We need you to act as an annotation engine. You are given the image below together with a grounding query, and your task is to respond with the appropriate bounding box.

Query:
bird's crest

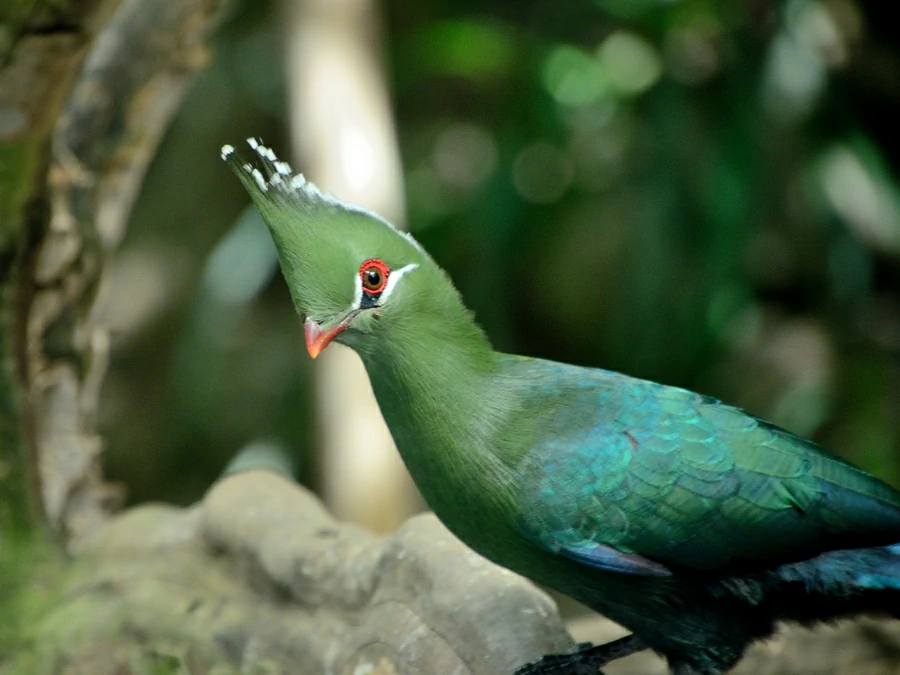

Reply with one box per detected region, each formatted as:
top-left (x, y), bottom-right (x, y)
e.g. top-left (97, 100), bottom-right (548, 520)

top-left (220, 138), bottom-right (350, 215)
top-left (220, 138), bottom-right (424, 253)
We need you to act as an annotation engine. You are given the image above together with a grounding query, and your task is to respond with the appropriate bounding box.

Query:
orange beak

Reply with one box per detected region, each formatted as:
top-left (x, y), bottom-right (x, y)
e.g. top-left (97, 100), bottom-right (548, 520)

top-left (304, 315), bottom-right (353, 359)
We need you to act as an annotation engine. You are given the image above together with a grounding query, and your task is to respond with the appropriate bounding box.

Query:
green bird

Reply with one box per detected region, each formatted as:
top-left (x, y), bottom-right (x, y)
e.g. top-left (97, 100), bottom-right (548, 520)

top-left (222, 139), bottom-right (900, 675)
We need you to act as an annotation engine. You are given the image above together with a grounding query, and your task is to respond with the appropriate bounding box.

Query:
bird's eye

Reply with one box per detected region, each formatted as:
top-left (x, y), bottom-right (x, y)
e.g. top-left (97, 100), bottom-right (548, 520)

top-left (359, 259), bottom-right (390, 295)
top-left (363, 268), bottom-right (382, 290)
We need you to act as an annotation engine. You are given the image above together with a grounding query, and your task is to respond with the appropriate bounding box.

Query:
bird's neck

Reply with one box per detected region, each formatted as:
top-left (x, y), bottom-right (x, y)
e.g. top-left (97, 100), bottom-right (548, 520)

top-left (356, 310), bottom-right (520, 534)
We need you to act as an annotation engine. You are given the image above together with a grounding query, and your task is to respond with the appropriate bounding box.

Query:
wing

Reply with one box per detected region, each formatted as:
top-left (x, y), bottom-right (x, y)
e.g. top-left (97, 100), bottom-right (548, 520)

top-left (514, 360), bottom-right (900, 573)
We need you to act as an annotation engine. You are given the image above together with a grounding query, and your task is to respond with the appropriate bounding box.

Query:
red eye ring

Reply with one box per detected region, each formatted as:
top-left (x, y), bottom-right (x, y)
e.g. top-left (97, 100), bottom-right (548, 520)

top-left (359, 259), bottom-right (390, 295)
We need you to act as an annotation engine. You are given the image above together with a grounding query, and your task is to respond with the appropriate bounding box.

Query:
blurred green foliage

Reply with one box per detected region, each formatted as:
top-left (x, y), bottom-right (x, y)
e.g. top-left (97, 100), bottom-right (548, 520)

top-left (0, 531), bottom-right (63, 669)
top-left (101, 0), bottom-right (900, 506)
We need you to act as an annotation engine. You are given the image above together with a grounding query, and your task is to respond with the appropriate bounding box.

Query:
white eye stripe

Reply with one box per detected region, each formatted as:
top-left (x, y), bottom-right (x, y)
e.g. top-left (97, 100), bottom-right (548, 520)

top-left (379, 263), bottom-right (418, 303)
top-left (351, 272), bottom-right (363, 310)
top-left (350, 263), bottom-right (418, 311)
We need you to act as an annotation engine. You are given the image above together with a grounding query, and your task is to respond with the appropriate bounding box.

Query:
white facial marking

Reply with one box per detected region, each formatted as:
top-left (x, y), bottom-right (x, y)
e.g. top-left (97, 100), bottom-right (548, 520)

top-left (379, 263), bottom-right (418, 303)
top-left (348, 262), bottom-right (418, 312)
top-left (350, 272), bottom-right (364, 310)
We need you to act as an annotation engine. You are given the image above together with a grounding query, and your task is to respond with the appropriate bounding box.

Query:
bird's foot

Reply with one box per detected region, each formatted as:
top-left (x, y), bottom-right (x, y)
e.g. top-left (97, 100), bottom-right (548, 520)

top-left (514, 642), bottom-right (601, 675)
top-left (514, 634), bottom-right (647, 675)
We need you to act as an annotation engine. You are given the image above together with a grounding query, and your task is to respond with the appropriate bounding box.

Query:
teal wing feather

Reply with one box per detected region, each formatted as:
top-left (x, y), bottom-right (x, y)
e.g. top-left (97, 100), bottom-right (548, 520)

top-left (514, 359), bottom-right (900, 572)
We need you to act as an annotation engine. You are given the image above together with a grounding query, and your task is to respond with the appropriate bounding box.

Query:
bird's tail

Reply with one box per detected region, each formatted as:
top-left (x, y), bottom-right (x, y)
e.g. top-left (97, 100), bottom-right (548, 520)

top-left (779, 542), bottom-right (900, 590)
top-left (775, 543), bottom-right (900, 624)
top-left (853, 543), bottom-right (900, 590)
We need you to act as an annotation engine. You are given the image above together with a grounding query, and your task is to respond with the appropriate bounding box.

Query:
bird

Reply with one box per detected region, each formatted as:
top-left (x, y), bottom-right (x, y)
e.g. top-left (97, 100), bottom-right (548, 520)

top-left (221, 138), bottom-right (900, 675)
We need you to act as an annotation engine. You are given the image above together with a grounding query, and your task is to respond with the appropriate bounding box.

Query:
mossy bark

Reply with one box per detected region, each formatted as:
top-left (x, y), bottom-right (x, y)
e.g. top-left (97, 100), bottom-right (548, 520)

top-left (16, 471), bottom-right (575, 674)
top-left (0, 0), bottom-right (225, 666)
top-left (0, 0), bottom-right (225, 546)
top-left (1, 0), bottom-right (102, 560)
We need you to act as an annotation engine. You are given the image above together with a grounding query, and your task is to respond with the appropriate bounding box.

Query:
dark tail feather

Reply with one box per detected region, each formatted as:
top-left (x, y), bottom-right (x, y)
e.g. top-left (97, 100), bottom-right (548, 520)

top-left (778, 543), bottom-right (900, 590)
top-left (854, 544), bottom-right (900, 590)
top-left (773, 543), bottom-right (900, 624)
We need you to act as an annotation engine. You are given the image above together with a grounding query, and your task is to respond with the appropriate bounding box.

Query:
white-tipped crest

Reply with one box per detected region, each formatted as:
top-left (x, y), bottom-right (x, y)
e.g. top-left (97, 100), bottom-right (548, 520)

top-left (223, 138), bottom-right (329, 201)
top-left (220, 138), bottom-right (426, 254)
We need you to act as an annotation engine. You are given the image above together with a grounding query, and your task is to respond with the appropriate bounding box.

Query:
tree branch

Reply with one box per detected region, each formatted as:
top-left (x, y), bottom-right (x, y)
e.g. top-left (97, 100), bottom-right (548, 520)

top-left (0, 0), bottom-right (227, 549)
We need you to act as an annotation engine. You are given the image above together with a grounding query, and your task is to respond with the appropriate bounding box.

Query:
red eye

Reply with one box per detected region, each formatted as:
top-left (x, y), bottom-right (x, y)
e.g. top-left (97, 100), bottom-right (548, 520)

top-left (359, 259), bottom-right (390, 294)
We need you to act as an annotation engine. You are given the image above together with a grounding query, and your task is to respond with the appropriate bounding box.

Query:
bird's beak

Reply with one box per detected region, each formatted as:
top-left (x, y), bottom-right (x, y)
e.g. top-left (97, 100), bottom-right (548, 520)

top-left (304, 314), bottom-right (354, 359)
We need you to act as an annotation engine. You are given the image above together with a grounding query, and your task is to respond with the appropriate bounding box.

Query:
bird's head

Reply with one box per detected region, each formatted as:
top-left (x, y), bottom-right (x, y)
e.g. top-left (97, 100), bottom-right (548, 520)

top-left (221, 139), bottom-right (448, 360)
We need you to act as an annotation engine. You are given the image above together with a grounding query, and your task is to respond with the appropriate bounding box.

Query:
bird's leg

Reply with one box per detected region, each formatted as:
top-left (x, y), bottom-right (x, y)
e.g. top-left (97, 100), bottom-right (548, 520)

top-left (514, 634), bottom-right (648, 674)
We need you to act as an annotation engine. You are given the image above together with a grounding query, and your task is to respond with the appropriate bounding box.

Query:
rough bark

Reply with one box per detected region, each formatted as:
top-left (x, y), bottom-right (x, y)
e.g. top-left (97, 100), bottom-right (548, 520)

top-left (16, 469), bottom-right (900, 675)
top-left (1, 0), bottom-right (101, 542)
top-left (23, 470), bottom-right (574, 674)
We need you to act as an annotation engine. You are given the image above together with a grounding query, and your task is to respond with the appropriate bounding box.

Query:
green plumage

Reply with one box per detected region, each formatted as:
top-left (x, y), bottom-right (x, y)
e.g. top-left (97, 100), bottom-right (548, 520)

top-left (223, 140), bottom-right (900, 675)
top-left (512, 362), bottom-right (900, 570)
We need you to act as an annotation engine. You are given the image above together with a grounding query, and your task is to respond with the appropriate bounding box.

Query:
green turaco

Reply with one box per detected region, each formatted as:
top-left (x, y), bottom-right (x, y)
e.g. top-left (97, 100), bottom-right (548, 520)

top-left (222, 139), bottom-right (900, 675)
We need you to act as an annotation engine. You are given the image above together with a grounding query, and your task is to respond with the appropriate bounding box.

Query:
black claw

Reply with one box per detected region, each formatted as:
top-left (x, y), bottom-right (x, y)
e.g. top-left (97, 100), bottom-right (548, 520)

top-left (514, 653), bottom-right (607, 675)
top-left (513, 635), bottom-right (648, 675)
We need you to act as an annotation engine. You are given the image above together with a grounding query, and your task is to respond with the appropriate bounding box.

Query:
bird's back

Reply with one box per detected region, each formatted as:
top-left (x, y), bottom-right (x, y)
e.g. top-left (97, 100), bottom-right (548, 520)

top-left (508, 356), bottom-right (900, 573)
